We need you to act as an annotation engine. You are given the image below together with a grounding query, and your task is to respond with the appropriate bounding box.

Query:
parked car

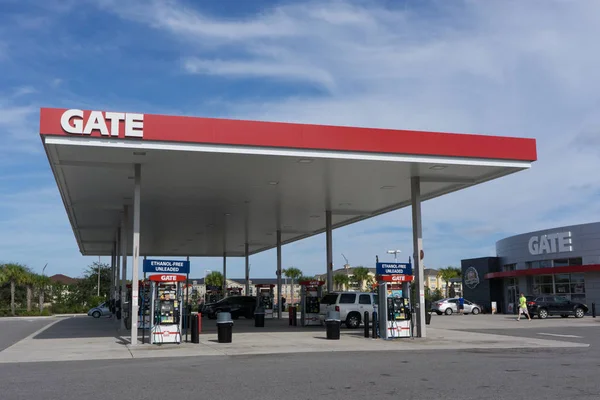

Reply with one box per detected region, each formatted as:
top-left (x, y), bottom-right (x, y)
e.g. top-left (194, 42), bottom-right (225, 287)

top-left (87, 302), bottom-right (111, 318)
top-left (320, 292), bottom-right (378, 329)
top-left (526, 295), bottom-right (588, 319)
top-left (202, 296), bottom-right (257, 319)
top-left (431, 298), bottom-right (481, 315)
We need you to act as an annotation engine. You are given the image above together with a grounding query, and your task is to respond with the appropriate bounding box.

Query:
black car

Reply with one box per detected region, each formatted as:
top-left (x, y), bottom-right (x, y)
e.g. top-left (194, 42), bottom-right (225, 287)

top-left (203, 296), bottom-right (257, 319)
top-left (527, 295), bottom-right (588, 319)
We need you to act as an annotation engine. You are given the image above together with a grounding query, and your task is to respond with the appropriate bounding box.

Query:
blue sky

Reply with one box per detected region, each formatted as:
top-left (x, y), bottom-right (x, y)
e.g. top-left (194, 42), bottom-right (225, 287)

top-left (2, 0), bottom-right (600, 279)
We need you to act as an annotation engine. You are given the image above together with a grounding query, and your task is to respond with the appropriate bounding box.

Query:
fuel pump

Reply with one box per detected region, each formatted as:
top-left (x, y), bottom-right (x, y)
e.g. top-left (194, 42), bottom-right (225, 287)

top-left (255, 284), bottom-right (275, 318)
top-left (149, 274), bottom-right (186, 344)
top-left (300, 280), bottom-right (325, 326)
top-left (376, 260), bottom-right (414, 339)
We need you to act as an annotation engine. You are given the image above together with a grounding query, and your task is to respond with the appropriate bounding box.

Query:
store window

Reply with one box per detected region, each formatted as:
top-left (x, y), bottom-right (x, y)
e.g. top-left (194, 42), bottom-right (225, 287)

top-left (503, 264), bottom-right (516, 272)
top-left (552, 257), bottom-right (583, 267)
top-left (531, 273), bottom-right (585, 302)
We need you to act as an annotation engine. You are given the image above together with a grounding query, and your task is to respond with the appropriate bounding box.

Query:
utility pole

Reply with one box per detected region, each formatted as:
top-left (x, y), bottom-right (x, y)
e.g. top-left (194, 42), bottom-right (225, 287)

top-left (97, 256), bottom-right (101, 296)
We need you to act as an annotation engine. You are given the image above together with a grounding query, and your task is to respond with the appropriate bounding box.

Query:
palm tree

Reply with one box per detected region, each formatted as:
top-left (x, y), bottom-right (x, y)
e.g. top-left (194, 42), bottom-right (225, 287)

top-left (333, 274), bottom-right (350, 291)
top-left (3, 263), bottom-right (28, 315)
top-left (22, 271), bottom-right (38, 312)
top-left (283, 267), bottom-right (303, 304)
top-left (351, 266), bottom-right (371, 291)
top-left (437, 267), bottom-right (461, 297)
top-left (205, 271), bottom-right (224, 288)
top-left (35, 274), bottom-right (51, 314)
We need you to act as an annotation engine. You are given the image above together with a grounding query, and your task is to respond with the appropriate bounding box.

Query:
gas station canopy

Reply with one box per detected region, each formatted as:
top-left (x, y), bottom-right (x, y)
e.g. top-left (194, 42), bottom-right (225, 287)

top-left (40, 107), bottom-right (537, 258)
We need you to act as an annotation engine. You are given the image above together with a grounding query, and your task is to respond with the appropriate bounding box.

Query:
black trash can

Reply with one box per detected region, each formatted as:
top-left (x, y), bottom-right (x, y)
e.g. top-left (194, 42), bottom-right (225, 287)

top-left (325, 310), bottom-right (341, 340)
top-left (425, 312), bottom-right (431, 325)
top-left (254, 307), bottom-right (265, 328)
top-left (216, 312), bottom-right (233, 343)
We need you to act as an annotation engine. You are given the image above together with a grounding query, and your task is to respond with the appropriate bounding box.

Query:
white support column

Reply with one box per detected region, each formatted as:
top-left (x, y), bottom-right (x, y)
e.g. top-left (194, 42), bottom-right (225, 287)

top-left (222, 252), bottom-right (227, 298)
top-left (115, 229), bottom-right (121, 325)
top-left (411, 176), bottom-right (426, 338)
top-left (120, 205), bottom-right (128, 331)
top-left (245, 243), bottom-right (250, 295)
top-left (110, 243), bottom-right (116, 302)
top-left (130, 163), bottom-right (141, 346)
top-left (276, 230), bottom-right (282, 319)
top-left (326, 210), bottom-right (333, 293)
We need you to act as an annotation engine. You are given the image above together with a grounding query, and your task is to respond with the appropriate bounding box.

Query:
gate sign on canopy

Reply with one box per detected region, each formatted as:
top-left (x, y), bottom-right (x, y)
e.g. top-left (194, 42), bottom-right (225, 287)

top-left (143, 259), bottom-right (190, 274)
top-left (376, 262), bottom-right (412, 276)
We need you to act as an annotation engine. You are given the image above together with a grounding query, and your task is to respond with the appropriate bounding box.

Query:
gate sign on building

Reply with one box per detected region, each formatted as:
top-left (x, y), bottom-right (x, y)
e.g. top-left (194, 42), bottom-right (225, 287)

top-left (376, 262), bottom-right (413, 276)
top-left (143, 259), bottom-right (190, 274)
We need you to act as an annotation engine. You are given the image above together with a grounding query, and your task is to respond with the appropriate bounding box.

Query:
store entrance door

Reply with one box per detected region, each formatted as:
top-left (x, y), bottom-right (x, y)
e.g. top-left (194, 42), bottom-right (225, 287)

top-left (507, 285), bottom-right (518, 314)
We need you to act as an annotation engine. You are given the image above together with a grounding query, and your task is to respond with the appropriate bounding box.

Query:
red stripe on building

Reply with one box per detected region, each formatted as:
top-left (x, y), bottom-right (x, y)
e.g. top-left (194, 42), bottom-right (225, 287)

top-left (484, 264), bottom-right (600, 279)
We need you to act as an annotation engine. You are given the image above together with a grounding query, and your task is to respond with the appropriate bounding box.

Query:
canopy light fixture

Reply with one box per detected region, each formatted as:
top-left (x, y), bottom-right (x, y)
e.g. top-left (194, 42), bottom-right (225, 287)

top-left (430, 165), bottom-right (447, 170)
top-left (310, 215), bottom-right (320, 218)
top-left (224, 213), bottom-right (231, 216)
top-left (339, 202), bottom-right (351, 206)
top-left (133, 151), bottom-right (146, 156)
top-left (268, 181), bottom-right (279, 185)
top-left (297, 158), bottom-right (313, 164)
top-left (207, 224), bottom-right (215, 228)
top-left (380, 185), bottom-right (395, 190)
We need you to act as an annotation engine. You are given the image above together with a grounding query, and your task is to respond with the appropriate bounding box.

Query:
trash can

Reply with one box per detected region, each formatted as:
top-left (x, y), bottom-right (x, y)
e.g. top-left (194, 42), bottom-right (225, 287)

top-left (254, 306), bottom-right (265, 328)
top-left (425, 312), bottom-right (431, 325)
top-left (325, 310), bottom-right (341, 340)
top-left (216, 312), bottom-right (233, 343)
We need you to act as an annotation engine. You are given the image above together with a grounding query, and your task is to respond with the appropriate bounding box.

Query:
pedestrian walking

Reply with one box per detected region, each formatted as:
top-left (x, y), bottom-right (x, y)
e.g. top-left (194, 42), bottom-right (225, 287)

top-left (517, 292), bottom-right (531, 321)
top-left (458, 296), bottom-right (465, 315)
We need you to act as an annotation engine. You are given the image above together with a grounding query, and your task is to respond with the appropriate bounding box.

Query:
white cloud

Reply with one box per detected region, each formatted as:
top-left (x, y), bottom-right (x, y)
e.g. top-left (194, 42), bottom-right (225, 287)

top-left (92, 0), bottom-right (600, 271)
top-left (3, 0), bottom-right (600, 277)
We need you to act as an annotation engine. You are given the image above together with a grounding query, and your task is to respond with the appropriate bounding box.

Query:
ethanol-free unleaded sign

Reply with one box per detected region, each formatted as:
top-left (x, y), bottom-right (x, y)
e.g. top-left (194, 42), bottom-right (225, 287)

top-left (143, 259), bottom-right (190, 274)
top-left (376, 262), bottom-right (412, 276)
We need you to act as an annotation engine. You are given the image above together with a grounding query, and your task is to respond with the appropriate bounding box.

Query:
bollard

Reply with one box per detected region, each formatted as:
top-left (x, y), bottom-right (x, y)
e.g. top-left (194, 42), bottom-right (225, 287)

top-left (191, 313), bottom-right (199, 344)
top-left (293, 307), bottom-right (298, 326)
top-left (593, 303), bottom-right (596, 318)
top-left (364, 311), bottom-right (370, 338)
top-left (372, 311), bottom-right (378, 339)
top-left (289, 306), bottom-right (293, 326)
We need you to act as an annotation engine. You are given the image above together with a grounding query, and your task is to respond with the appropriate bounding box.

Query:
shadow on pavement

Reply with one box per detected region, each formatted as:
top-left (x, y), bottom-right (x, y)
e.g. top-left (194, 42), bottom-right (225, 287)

top-left (33, 316), bottom-right (120, 339)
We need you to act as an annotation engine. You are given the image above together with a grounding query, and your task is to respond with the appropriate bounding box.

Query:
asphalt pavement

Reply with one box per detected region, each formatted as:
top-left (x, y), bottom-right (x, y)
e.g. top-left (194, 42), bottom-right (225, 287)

top-left (1, 345), bottom-right (600, 400)
top-left (0, 317), bottom-right (56, 351)
top-left (1, 314), bottom-right (599, 399)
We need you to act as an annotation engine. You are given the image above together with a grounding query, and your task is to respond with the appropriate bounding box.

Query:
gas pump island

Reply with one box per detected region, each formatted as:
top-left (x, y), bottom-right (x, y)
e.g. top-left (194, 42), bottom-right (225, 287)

top-left (300, 280), bottom-right (325, 326)
top-left (142, 259), bottom-right (191, 345)
top-left (376, 261), bottom-right (414, 339)
top-left (255, 284), bottom-right (275, 318)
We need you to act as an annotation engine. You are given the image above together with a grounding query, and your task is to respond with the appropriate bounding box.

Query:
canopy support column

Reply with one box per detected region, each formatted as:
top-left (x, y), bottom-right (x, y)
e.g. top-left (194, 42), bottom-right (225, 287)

top-left (326, 210), bottom-right (333, 293)
top-left (276, 230), bottom-right (282, 319)
top-left (114, 229), bottom-right (121, 326)
top-left (120, 205), bottom-right (128, 331)
top-left (130, 163), bottom-right (141, 346)
top-left (411, 176), bottom-right (426, 338)
top-left (222, 253), bottom-right (227, 298)
top-left (245, 243), bottom-right (250, 295)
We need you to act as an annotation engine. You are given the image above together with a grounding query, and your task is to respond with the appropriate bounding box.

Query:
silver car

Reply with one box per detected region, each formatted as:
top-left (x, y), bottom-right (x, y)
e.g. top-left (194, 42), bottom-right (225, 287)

top-left (431, 298), bottom-right (481, 315)
top-left (87, 302), bottom-right (111, 318)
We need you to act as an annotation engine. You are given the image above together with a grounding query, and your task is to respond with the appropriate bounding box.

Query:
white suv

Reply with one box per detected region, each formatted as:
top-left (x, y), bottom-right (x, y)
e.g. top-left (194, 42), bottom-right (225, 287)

top-left (320, 292), bottom-right (378, 329)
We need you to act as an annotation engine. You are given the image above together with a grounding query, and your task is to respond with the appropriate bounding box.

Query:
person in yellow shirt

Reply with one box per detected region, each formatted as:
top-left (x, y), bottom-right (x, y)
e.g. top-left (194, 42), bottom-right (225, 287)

top-left (517, 292), bottom-right (531, 321)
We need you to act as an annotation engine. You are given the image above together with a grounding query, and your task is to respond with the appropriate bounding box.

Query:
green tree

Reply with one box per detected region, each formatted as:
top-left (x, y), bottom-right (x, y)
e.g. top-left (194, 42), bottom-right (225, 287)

top-left (437, 267), bottom-right (462, 297)
top-left (35, 274), bottom-right (51, 314)
top-left (205, 271), bottom-right (224, 288)
top-left (333, 274), bottom-right (350, 290)
top-left (351, 266), bottom-right (371, 291)
top-left (2, 263), bottom-right (28, 315)
top-left (283, 267), bottom-right (303, 304)
top-left (22, 271), bottom-right (38, 312)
